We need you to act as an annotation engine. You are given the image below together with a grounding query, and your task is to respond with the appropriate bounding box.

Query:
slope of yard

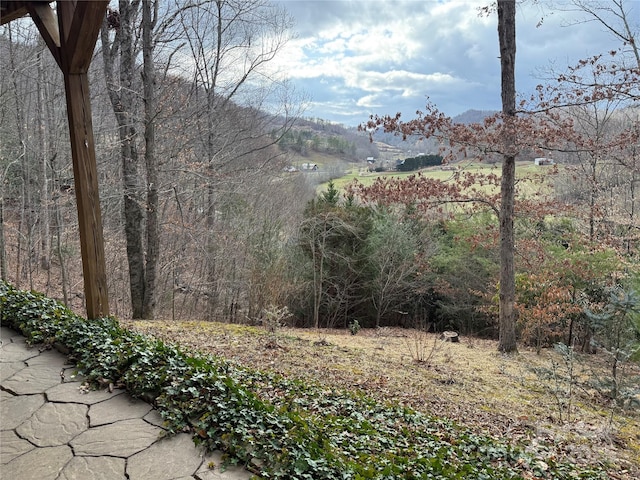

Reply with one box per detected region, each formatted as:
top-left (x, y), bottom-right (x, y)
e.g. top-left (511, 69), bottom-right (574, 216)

top-left (124, 320), bottom-right (640, 478)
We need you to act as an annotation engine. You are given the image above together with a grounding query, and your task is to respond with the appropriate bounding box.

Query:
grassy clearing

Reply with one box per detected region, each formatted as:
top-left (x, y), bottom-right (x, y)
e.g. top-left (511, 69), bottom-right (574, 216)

top-left (126, 320), bottom-right (640, 478)
top-left (323, 161), bottom-right (557, 199)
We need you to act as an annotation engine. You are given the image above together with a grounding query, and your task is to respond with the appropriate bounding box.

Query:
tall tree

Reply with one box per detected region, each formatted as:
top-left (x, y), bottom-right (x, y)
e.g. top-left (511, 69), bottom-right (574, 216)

top-left (361, 1), bottom-right (520, 351)
top-left (141, 0), bottom-right (159, 319)
top-left (101, 1), bottom-right (146, 318)
top-left (496, 0), bottom-right (518, 353)
top-left (101, 0), bottom-right (173, 318)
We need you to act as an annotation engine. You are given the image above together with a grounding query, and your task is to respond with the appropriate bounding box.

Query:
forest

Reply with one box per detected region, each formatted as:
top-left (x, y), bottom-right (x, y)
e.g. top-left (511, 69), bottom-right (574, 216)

top-left (1, 0), bottom-right (638, 349)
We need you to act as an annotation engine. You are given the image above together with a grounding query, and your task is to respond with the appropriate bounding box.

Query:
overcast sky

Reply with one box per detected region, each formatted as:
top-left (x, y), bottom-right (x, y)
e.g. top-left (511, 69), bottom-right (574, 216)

top-left (272, 0), bottom-right (631, 126)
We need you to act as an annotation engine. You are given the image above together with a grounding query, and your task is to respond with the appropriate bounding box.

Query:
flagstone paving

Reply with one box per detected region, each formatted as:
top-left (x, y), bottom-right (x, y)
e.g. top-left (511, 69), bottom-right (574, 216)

top-left (0, 326), bottom-right (253, 480)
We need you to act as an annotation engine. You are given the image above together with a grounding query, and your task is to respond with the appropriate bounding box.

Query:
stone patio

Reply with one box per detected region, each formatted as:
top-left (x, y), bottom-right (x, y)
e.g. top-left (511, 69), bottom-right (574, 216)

top-left (0, 326), bottom-right (253, 480)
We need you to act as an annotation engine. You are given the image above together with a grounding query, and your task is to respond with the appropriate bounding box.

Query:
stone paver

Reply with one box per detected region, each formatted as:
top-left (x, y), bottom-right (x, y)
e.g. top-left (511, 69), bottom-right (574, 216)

top-left (0, 327), bottom-right (253, 480)
top-left (59, 456), bottom-right (127, 480)
top-left (45, 380), bottom-right (124, 404)
top-left (197, 451), bottom-right (256, 480)
top-left (0, 326), bottom-right (19, 339)
top-left (16, 402), bottom-right (88, 447)
top-left (0, 393), bottom-right (45, 429)
top-left (127, 433), bottom-right (205, 479)
top-left (26, 349), bottom-right (72, 368)
top-left (0, 429), bottom-right (35, 464)
top-left (0, 342), bottom-right (39, 363)
top-left (0, 361), bottom-right (25, 382)
top-left (144, 408), bottom-right (166, 427)
top-left (2, 363), bottom-right (63, 394)
top-left (1, 445), bottom-right (73, 480)
top-left (89, 392), bottom-right (153, 426)
top-left (71, 418), bottom-right (163, 457)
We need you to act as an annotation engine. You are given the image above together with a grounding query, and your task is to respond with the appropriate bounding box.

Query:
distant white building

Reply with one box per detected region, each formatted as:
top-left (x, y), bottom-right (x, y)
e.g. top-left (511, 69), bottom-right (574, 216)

top-left (301, 163), bottom-right (318, 171)
top-left (366, 157), bottom-right (376, 171)
top-left (534, 157), bottom-right (555, 166)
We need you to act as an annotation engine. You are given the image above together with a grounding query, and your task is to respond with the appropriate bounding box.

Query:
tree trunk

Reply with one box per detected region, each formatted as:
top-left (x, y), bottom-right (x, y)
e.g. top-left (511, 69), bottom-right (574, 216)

top-left (0, 195), bottom-right (5, 282)
top-left (53, 192), bottom-right (69, 306)
top-left (141, 0), bottom-right (159, 319)
top-left (8, 25), bottom-right (31, 288)
top-left (120, 1), bottom-right (145, 319)
top-left (589, 158), bottom-right (598, 241)
top-left (497, 0), bottom-right (518, 353)
top-left (101, 1), bottom-right (146, 318)
top-left (206, 182), bottom-right (219, 318)
top-left (36, 49), bottom-right (51, 275)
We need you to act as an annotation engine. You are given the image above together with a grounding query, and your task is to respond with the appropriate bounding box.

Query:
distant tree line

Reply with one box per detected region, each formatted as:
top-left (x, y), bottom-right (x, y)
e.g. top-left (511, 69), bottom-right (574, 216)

top-left (277, 129), bottom-right (354, 157)
top-left (396, 154), bottom-right (443, 172)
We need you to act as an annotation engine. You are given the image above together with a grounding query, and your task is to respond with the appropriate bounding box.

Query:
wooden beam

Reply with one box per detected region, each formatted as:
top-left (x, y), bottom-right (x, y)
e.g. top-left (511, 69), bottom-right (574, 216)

top-left (55, 1), bottom-right (110, 318)
top-left (62, 72), bottom-right (109, 319)
top-left (27, 2), bottom-right (61, 68)
top-left (0, 1), bottom-right (31, 25)
top-left (58, 0), bottom-right (109, 73)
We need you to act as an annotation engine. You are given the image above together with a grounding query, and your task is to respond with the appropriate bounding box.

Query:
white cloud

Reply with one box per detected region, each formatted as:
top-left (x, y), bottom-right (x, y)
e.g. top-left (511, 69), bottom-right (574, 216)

top-left (356, 94), bottom-right (383, 108)
top-left (273, 0), bottom-right (627, 125)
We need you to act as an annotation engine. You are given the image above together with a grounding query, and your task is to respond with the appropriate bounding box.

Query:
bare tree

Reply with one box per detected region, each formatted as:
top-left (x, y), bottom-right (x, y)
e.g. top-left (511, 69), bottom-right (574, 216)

top-left (540, 0), bottom-right (640, 248)
top-left (141, 0), bottom-right (159, 318)
top-left (101, 1), bottom-right (146, 318)
top-left (497, 0), bottom-right (518, 353)
top-left (175, 0), bottom-right (298, 318)
top-left (564, 0), bottom-right (639, 69)
top-left (100, 0), bottom-right (183, 318)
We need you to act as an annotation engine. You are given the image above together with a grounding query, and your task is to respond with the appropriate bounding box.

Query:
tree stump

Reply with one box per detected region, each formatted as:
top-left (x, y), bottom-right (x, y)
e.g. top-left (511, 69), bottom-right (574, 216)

top-left (440, 331), bottom-right (459, 343)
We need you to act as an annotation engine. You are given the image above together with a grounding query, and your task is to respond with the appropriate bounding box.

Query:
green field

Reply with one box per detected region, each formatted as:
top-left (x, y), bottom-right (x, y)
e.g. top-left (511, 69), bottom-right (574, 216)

top-left (323, 160), bottom-right (556, 198)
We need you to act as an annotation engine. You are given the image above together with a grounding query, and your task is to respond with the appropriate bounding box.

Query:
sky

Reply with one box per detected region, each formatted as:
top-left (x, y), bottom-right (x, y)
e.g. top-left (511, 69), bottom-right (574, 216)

top-left (272, 0), bottom-right (632, 126)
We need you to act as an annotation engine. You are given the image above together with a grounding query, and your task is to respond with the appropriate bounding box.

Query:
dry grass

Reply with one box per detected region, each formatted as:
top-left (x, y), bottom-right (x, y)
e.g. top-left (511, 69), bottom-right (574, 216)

top-left (124, 320), bottom-right (640, 478)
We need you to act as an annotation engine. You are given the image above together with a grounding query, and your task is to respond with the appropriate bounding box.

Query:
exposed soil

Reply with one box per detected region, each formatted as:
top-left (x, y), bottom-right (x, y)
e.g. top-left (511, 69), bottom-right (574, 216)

top-left (123, 320), bottom-right (640, 479)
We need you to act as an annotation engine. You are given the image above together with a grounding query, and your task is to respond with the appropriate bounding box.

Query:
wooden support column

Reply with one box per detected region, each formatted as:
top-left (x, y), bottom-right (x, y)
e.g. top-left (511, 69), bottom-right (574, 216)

top-left (24, 1), bottom-right (110, 318)
top-left (62, 72), bottom-right (109, 318)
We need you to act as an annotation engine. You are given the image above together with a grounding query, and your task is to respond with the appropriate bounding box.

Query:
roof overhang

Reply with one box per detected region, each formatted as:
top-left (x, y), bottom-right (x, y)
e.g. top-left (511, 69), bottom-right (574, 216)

top-left (0, 1), bottom-right (51, 25)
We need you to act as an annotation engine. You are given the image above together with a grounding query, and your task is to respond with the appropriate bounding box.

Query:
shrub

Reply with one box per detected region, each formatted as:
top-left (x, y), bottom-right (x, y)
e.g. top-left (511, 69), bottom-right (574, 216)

top-left (348, 319), bottom-right (360, 335)
top-left (585, 287), bottom-right (640, 407)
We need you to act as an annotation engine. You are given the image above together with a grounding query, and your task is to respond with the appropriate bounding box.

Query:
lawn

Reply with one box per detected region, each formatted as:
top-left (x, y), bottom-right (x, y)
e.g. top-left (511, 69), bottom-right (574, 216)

top-left (325, 160), bottom-right (558, 200)
top-left (125, 319), bottom-right (640, 479)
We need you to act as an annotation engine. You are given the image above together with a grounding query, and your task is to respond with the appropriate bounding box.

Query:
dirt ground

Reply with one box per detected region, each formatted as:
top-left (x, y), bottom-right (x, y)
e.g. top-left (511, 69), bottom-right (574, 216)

top-left (123, 320), bottom-right (640, 478)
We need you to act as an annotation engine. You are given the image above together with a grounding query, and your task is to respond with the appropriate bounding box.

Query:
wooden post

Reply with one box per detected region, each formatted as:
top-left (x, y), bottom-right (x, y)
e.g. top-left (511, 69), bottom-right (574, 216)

top-left (2, 3), bottom-right (110, 318)
top-left (62, 72), bottom-right (109, 318)
top-left (23, 1), bottom-right (110, 318)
